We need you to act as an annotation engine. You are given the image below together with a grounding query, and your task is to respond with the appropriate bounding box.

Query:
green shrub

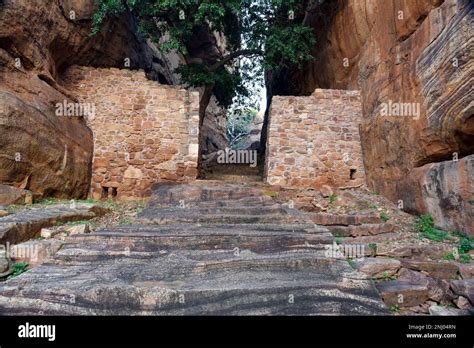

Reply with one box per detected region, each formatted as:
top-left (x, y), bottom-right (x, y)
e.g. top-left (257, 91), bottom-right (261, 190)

top-left (459, 239), bottom-right (473, 254)
top-left (459, 254), bottom-right (472, 264)
top-left (11, 262), bottom-right (28, 277)
top-left (380, 212), bottom-right (390, 222)
top-left (415, 214), bottom-right (450, 242)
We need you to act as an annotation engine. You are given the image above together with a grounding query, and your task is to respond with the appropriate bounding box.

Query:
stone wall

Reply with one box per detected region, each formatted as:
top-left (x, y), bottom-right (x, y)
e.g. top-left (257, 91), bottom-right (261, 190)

top-left (63, 66), bottom-right (199, 200)
top-left (264, 89), bottom-right (365, 189)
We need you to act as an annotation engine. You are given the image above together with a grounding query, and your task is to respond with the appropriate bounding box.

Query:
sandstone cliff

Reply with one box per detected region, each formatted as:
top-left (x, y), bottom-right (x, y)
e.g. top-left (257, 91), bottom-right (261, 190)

top-left (0, 0), bottom-right (228, 198)
top-left (0, 0), bottom-right (164, 198)
top-left (269, 0), bottom-right (473, 234)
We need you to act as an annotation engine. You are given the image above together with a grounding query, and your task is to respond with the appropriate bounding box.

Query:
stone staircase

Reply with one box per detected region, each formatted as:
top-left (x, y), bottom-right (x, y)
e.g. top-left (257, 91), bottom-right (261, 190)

top-left (0, 181), bottom-right (387, 315)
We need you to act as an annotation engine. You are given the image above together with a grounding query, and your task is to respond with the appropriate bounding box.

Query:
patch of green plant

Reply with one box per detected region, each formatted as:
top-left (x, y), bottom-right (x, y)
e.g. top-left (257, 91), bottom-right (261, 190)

top-left (381, 271), bottom-right (397, 281)
top-left (390, 304), bottom-right (399, 313)
top-left (11, 262), bottom-right (28, 277)
top-left (368, 203), bottom-right (378, 209)
top-left (444, 251), bottom-right (455, 261)
top-left (458, 238), bottom-right (473, 254)
top-left (347, 259), bottom-right (356, 269)
top-left (452, 230), bottom-right (473, 241)
top-left (369, 191), bottom-right (380, 196)
top-left (335, 237), bottom-right (343, 245)
top-left (459, 254), bottom-right (472, 264)
top-left (328, 194), bottom-right (338, 205)
top-left (380, 212), bottom-right (390, 222)
top-left (415, 214), bottom-right (451, 242)
top-left (368, 243), bottom-right (377, 254)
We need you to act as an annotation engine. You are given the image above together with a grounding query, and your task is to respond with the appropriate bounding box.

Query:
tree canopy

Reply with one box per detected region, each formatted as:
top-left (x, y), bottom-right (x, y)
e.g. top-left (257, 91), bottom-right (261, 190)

top-left (93, 0), bottom-right (316, 110)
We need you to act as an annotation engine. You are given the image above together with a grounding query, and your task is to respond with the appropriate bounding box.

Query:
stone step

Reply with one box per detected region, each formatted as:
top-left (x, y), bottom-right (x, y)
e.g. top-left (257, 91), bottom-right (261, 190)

top-left (148, 183), bottom-right (268, 206)
top-left (305, 212), bottom-right (382, 226)
top-left (137, 212), bottom-right (309, 225)
top-left (0, 251), bottom-right (387, 315)
top-left (150, 194), bottom-right (275, 208)
top-left (57, 229), bottom-right (334, 257)
top-left (108, 222), bottom-right (328, 234)
top-left (141, 204), bottom-right (289, 217)
top-left (0, 203), bottom-right (106, 244)
top-left (326, 223), bottom-right (395, 237)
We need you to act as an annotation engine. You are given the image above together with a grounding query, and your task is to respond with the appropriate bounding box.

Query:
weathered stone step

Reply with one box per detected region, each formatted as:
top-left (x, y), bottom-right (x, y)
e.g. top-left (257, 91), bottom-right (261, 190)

top-left (305, 212), bottom-right (382, 226)
top-left (149, 183), bottom-right (268, 205)
top-left (57, 229), bottom-right (333, 256)
top-left (0, 252), bottom-right (387, 315)
top-left (141, 204), bottom-right (290, 217)
top-left (0, 203), bottom-right (106, 244)
top-left (138, 212), bottom-right (309, 225)
top-left (325, 223), bottom-right (395, 237)
top-left (150, 195), bottom-right (275, 208)
top-left (108, 222), bottom-right (327, 234)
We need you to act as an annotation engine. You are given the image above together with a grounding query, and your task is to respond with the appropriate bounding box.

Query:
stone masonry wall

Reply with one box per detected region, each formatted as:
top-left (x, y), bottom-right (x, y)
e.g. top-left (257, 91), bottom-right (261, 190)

top-left (264, 89), bottom-right (365, 189)
top-left (63, 66), bottom-right (199, 200)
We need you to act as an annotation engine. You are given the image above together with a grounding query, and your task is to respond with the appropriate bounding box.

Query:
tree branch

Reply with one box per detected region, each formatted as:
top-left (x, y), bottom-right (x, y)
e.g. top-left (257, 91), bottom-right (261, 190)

top-left (208, 49), bottom-right (263, 72)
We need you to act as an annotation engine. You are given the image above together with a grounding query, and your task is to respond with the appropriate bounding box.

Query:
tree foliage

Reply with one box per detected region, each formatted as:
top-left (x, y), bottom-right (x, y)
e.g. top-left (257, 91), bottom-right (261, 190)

top-left (92, 0), bottom-right (316, 108)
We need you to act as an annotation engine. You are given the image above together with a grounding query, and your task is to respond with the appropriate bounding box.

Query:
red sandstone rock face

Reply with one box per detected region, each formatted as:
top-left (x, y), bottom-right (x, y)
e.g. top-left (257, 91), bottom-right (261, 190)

top-left (0, 0), bottom-right (179, 199)
top-left (270, 0), bottom-right (473, 234)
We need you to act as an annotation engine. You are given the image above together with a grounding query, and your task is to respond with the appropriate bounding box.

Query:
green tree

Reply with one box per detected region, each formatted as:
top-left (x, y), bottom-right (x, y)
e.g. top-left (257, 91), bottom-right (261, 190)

top-left (92, 0), bottom-right (316, 123)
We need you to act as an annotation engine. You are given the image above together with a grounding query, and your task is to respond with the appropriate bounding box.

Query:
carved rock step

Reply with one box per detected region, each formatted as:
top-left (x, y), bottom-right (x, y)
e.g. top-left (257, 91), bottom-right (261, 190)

top-left (56, 228), bottom-right (334, 258)
top-left (0, 203), bottom-right (106, 244)
top-left (138, 212), bottom-right (309, 225)
top-left (141, 204), bottom-right (291, 217)
top-left (305, 213), bottom-right (382, 226)
top-left (0, 251), bottom-right (387, 315)
top-left (325, 223), bottom-right (395, 237)
top-left (149, 182), bottom-right (269, 206)
top-left (109, 223), bottom-right (329, 234)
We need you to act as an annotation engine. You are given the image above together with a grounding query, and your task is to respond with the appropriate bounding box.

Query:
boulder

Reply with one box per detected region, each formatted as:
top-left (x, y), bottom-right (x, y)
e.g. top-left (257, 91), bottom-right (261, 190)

top-left (40, 228), bottom-right (61, 239)
top-left (401, 260), bottom-right (459, 280)
top-left (450, 279), bottom-right (474, 304)
top-left (458, 263), bottom-right (474, 280)
top-left (454, 296), bottom-right (471, 310)
top-left (65, 224), bottom-right (90, 236)
top-left (0, 185), bottom-right (31, 205)
top-left (320, 185), bottom-right (333, 198)
top-left (398, 268), bottom-right (454, 303)
top-left (355, 258), bottom-right (401, 279)
top-left (376, 280), bottom-right (429, 308)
